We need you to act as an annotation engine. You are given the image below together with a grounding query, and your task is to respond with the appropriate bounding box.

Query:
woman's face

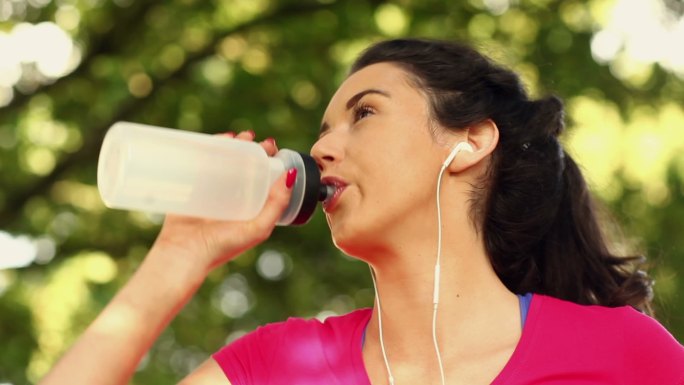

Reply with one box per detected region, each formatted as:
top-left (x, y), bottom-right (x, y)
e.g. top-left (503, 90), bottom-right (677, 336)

top-left (311, 62), bottom-right (454, 257)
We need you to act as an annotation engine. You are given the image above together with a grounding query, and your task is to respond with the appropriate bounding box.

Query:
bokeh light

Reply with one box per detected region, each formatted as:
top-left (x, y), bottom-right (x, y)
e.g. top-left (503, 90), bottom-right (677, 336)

top-left (256, 249), bottom-right (292, 280)
top-left (0, 231), bottom-right (36, 269)
top-left (0, 21), bottom-right (80, 106)
top-left (591, 0), bottom-right (684, 78)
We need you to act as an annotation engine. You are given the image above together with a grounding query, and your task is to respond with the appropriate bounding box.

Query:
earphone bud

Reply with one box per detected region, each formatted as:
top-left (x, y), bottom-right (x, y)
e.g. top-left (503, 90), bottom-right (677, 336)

top-left (442, 141), bottom-right (474, 168)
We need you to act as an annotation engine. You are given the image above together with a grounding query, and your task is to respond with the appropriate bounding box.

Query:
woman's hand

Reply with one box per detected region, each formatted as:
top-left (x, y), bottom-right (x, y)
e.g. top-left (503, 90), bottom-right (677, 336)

top-left (151, 130), bottom-right (295, 274)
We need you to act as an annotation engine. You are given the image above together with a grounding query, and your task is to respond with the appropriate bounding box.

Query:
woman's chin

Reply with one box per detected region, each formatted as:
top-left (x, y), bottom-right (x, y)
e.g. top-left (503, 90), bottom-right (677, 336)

top-left (330, 226), bottom-right (387, 260)
top-left (329, 226), bottom-right (355, 254)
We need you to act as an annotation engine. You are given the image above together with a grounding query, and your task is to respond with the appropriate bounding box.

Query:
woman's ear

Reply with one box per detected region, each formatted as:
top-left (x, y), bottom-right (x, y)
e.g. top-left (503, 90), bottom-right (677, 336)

top-left (445, 119), bottom-right (499, 173)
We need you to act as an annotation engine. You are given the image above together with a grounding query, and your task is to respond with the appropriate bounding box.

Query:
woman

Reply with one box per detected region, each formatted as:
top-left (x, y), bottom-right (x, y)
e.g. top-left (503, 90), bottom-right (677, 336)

top-left (39, 39), bottom-right (683, 385)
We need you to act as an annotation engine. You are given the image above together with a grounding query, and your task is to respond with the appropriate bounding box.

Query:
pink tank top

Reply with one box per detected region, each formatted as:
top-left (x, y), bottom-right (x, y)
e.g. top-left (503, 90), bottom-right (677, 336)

top-left (213, 294), bottom-right (684, 384)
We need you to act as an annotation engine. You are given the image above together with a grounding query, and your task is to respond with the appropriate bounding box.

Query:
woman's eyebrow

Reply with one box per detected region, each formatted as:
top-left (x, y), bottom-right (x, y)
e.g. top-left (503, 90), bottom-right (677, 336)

top-left (319, 88), bottom-right (391, 137)
top-left (344, 88), bottom-right (390, 109)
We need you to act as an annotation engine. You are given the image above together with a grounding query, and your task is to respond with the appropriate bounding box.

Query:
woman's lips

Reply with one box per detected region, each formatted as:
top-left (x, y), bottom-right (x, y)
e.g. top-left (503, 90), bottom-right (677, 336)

top-left (321, 176), bottom-right (348, 213)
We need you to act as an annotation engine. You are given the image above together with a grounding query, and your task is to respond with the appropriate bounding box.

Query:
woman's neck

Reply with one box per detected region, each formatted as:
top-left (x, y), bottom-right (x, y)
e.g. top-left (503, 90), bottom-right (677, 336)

top-left (361, 221), bottom-right (521, 370)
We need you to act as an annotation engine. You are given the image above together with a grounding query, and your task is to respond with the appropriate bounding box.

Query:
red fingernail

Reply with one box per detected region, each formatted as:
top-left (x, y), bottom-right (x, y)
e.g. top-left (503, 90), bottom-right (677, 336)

top-left (286, 168), bottom-right (297, 189)
top-left (246, 130), bottom-right (255, 139)
top-left (265, 137), bottom-right (276, 146)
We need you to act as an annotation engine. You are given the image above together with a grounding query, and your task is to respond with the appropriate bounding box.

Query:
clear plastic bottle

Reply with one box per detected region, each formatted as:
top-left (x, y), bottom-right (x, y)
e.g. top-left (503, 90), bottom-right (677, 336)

top-left (97, 122), bottom-right (331, 225)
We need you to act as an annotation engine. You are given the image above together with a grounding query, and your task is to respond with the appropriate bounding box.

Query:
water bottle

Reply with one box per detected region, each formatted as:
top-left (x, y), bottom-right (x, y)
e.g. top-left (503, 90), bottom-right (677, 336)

top-left (97, 122), bottom-right (333, 225)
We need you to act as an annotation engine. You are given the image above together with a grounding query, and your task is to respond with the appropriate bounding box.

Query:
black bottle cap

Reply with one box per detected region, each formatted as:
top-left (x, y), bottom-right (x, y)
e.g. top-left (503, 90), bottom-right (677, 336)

top-left (290, 153), bottom-right (322, 225)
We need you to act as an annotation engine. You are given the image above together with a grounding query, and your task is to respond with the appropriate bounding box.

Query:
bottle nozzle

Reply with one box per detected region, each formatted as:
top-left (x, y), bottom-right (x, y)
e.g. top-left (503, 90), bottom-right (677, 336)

top-left (319, 184), bottom-right (335, 202)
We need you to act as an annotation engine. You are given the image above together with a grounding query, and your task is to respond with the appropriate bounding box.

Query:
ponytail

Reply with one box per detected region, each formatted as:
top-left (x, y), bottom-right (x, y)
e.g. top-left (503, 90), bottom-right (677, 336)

top-left (540, 154), bottom-right (653, 311)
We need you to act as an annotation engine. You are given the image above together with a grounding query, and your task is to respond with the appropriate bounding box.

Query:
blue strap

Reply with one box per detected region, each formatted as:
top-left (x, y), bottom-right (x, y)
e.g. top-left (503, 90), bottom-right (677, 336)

top-left (517, 292), bottom-right (533, 327)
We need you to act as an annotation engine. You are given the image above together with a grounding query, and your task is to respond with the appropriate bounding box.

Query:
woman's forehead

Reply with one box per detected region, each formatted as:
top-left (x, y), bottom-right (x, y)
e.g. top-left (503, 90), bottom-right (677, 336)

top-left (323, 63), bottom-right (415, 113)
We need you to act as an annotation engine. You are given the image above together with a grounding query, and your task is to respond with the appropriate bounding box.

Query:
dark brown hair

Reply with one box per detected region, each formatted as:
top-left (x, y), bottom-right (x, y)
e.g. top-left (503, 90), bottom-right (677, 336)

top-left (351, 38), bottom-right (653, 314)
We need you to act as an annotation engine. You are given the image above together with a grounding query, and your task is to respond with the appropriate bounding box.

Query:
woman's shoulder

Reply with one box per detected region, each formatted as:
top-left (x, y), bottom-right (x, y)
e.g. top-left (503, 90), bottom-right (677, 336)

top-left (260, 307), bottom-right (372, 334)
top-left (533, 293), bottom-right (680, 339)
top-left (213, 308), bottom-right (372, 383)
top-left (222, 307), bottom-right (372, 348)
top-left (534, 293), bottom-right (679, 336)
top-left (530, 294), bottom-right (684, 381)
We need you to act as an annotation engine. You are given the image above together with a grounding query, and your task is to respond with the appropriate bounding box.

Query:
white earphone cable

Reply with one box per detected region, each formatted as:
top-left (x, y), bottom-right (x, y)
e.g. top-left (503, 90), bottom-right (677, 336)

top-left (369, 265), bottom-right (395, 385)
top-left (368, 144), bottom-right (466, 385)
top-left (433, 163), bottom-right (449, 385)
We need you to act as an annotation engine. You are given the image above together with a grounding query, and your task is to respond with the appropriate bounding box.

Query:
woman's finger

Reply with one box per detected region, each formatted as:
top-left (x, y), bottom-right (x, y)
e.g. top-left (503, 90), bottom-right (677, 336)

top-left (220, 131), bottom-right (277, 156)
top-left (235, 130), bottom-right (256, 141)
top-left (260, 137), bottom-right (278, 156)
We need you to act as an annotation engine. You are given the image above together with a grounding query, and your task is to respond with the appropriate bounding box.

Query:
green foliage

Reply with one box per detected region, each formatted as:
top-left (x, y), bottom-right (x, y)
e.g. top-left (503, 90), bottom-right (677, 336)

top-left (0, 282), bottom-right (37, 384)
top-left (1, 0), bottom-right (682, 383)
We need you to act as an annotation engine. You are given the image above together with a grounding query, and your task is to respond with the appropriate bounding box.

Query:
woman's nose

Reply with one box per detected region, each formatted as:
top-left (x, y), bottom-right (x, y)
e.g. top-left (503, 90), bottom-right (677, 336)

top-left (310, 133), bottom-right (343, 172)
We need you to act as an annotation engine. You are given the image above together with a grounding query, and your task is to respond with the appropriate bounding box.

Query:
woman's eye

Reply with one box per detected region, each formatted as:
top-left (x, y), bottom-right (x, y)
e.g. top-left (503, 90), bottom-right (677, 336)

top-left (353, 104), bottom-right (375, 122)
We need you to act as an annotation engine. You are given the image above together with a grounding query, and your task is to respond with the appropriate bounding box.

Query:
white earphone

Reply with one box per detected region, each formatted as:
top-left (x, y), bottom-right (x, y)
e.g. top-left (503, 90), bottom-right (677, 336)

top-left (442, 141), bottom-right (474, 168)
